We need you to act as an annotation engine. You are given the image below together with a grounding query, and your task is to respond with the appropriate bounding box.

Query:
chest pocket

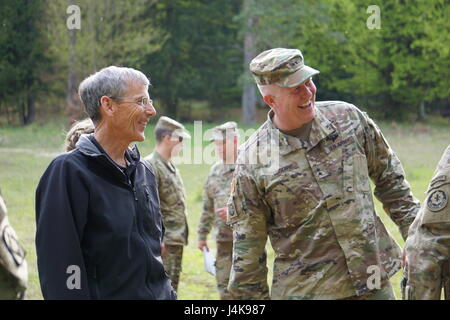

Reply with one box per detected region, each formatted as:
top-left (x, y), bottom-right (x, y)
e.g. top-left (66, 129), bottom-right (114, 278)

top-left (351, 152), bottom-right (371, 193)
top-left (265, 161), bottom-right (321, 227)
top-left (422, 177), bottom-right (450, 224)
top-left (160, 172), bottom-right (184, 207)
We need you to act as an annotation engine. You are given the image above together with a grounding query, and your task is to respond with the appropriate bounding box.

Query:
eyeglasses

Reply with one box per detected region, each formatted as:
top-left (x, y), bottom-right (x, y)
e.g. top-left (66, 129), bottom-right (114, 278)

top-left (110, 96), bottom-right (153, 108)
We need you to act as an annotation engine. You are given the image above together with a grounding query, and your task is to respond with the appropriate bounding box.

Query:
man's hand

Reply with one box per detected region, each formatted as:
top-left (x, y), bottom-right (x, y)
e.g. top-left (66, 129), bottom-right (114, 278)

top-left (215, 207), bottom-right (228, 222)
top-left (198, 240), bottom-right (209, 251)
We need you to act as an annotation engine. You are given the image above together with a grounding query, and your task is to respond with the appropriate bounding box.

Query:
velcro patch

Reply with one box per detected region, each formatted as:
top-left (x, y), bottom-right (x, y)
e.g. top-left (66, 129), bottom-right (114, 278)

top-left (427, 189), bottom-right (448, 212)
top-left (2, 226), bottom-right (26, 266)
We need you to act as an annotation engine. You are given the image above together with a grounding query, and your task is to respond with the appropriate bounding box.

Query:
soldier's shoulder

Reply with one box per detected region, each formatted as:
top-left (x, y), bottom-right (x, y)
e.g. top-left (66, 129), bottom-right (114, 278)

top-left (141, 158), bottom-right (156, 176)
top-left (144, 153), bottom-right (162, 168)
top-left (316, 100), bottom-right (364, 121)
top-left (436, 145), bottom-right (450, 173)
top-left (238, 121), bottom-right (272, 154)
top-left (209, 161), bottom-right (224, 174)
top-left (428, 145), bottom-right (450, 189)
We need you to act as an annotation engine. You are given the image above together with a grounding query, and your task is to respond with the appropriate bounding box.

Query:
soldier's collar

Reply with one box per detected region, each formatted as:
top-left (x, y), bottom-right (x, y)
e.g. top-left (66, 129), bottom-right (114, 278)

top-left (309, 107), bottom-right (338, 150)
top-left (154, 150), bottom-right (176, 173)
top-left (220, 162), bottom-right (236, 173)
top-left (267, 107), bottom-right (338, 155)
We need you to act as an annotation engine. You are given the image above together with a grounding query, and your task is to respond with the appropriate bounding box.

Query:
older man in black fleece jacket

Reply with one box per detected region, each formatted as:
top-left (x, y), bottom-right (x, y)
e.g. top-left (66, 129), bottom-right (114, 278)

top-left (35, 66), bottom-right (175, 300)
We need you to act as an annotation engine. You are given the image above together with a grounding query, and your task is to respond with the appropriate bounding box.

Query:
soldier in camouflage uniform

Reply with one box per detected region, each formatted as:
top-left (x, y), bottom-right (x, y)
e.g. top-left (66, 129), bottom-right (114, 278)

top-left (226, 48), bottom-right (420, 300)
top-left (0, 189), bottom-right (28, 299)
top-left (404, 145), bottom-right (450, 300)
top-left (198, 121), bottom-right (239, 300)
top-left (145, 116), bottom-right (191, 292)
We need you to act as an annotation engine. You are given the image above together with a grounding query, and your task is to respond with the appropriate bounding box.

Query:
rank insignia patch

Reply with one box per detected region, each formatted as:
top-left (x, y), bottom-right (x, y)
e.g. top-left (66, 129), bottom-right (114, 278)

top-left (427, 189), bottom-right (448, 212)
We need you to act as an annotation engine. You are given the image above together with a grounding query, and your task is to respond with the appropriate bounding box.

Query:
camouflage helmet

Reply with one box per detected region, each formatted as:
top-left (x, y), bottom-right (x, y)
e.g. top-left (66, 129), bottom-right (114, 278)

top-left (249, 48), bottom-right (319, 88)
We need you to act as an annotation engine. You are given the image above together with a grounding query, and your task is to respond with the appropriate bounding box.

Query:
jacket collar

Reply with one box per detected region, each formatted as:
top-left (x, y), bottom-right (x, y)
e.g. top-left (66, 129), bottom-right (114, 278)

top-left (218, 162), bottom-right (236, 173)
top-left (153, 150), bottom-right (176, 173)
top-left (76, 134), bottom-right (141, 183)
top-left (76, 134), bottom-right (140, 161)
top-left (266, 107), bottom-right (337, 156)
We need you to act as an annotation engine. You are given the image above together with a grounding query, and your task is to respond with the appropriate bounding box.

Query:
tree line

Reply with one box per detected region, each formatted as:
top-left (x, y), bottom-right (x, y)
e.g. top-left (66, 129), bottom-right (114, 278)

top-left (0, 0), bottom-right (448, 126)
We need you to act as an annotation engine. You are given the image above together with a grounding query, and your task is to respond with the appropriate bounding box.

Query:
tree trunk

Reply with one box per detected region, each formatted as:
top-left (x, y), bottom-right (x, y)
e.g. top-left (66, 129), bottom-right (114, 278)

top-left (417, 100), bottom-right (426, 121)
top-left (23, 91), bottom-right (36, 125)
top-left (242, 0), bottom-right (257, 126)
top-left (167, 96), bottom-right (178, 119)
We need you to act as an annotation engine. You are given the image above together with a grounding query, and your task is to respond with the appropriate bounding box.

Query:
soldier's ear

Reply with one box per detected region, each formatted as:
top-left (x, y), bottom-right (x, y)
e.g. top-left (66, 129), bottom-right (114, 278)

top-left (263, 94), bottom-right (276, 108)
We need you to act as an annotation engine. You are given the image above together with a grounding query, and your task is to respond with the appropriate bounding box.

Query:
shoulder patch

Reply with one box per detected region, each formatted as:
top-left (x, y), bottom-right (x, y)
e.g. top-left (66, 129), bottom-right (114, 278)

top-left (427, 189), bottom-right (448, 212)
top-left (2, 225), bottom-right (26, 266)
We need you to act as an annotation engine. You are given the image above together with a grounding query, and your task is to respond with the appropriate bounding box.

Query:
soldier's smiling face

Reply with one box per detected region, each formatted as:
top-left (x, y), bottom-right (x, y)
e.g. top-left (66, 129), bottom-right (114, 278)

top-left (269, 78), bottom-right (317, 129)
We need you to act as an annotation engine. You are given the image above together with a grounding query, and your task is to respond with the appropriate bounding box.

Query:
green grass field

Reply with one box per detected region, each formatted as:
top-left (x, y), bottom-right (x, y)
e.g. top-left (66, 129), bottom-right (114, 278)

top-left (0, 118), bottom-right (449, 300)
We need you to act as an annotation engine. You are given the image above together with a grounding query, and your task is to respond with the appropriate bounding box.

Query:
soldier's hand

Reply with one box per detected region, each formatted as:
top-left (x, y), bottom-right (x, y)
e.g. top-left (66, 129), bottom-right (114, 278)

top-left (198, 240), bottom-right (208, 251)
top-left (215, 207), bottom-right (228, 222)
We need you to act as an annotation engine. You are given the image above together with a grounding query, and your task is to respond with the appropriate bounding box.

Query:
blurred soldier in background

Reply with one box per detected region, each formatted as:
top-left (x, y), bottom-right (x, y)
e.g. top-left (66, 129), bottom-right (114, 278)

top-left (198, 121), bottom-right (239, 300)
top-left (64, 118), bottom-right (95, 152)
top-left (404, 145), bottom-right (450, 300)
top-left (145, 116), bottom-right (191, 293)
top-left (0, 189), bottom-right (28, 299)
top-left (36, 66), bottom-right (175, 299)
top-left (227, 48), bottom-right (420, 300)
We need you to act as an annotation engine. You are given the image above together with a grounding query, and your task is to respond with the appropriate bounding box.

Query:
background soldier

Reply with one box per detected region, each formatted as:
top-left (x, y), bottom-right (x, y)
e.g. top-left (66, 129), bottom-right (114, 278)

top-left (0, 189), bottom-right (28, 299)
top-left (198, 121), bottom-right (239, 300)
top-left (145, 116), bottom-right (191, 292)
top-left (404, 145), bottom-right (450, 300)
top-left (227, 48), bottom-right (420, 300)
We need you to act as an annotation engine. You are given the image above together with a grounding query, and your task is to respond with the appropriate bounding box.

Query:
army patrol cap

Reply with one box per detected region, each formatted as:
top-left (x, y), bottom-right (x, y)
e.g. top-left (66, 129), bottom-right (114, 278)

top-left (249, 48), bottom-right (320, 88)
top-left (210, 121), bottom-right (239, 142)
top-left (155, 116), bottom-right (191, 139)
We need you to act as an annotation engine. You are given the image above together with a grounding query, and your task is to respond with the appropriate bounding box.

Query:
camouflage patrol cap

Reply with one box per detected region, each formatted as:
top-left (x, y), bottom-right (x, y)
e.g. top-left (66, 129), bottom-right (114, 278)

top-left (249, 48), bottom-right (319, 88)
top-left (155, 116), bottom-right (191, 139)
top-left (210, 121), bottom-right (239, 142)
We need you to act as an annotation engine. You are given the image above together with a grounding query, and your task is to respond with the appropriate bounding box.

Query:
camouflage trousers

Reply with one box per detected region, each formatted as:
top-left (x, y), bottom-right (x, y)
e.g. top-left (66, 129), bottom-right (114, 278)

top-left (342, 281), bottom-right (396, 300)
top-left (162, 244), bottom-right (184, 293)
top-left (215, 241), bottom-right (233, 300)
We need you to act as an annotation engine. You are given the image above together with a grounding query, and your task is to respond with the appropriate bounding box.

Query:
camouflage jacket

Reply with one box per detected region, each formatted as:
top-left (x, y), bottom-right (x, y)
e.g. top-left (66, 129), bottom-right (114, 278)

top-left (198, 162), bottom-right (234, 243)
top-left (145, 151), bottom-right (188, 246)
top-left (405, 145), bottom-right (450, 300)
top-left (0, 191), bottom-right (28, 299)
top-left (227, 101), bottom-right (420, 300)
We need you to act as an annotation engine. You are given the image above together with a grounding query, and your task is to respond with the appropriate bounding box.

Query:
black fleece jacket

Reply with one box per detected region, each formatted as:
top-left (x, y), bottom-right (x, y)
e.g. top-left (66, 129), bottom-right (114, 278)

top-left (35, 134), bottom-right (175, 300)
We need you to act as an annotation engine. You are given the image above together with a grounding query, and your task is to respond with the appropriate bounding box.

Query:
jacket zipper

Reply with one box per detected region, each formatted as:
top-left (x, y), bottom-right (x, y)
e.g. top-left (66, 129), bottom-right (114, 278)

top-left (128, 178), bottom-right (156, 298)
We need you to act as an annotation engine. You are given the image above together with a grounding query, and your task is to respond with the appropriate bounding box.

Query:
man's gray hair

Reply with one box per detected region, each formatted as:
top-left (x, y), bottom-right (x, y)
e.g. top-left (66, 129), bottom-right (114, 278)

top-left (78, 66), bottom-right (150, 122)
